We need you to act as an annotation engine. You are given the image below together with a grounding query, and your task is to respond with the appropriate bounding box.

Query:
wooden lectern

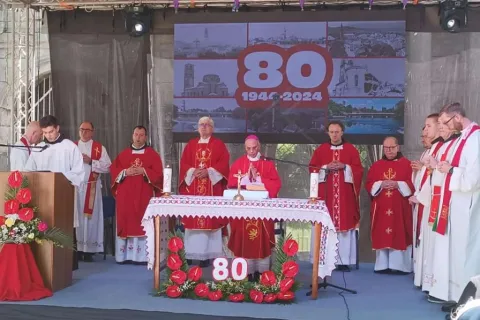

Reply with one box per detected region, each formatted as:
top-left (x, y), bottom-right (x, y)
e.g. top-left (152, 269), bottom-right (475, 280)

top-left (0, 172), bottom-right (74, 292)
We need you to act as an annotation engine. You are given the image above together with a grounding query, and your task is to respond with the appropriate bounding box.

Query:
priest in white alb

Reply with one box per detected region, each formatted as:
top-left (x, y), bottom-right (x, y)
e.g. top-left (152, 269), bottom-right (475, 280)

top-left (75, 121), bottom-right (111, 262)
top-left (24, 115), bottom-right (85, 270)
top-left (9, 121), bottom-right (43, 171)
top-left (428, 103), bottom-right (480, 306)
top-left (409, 113), bottom-right (443, 290)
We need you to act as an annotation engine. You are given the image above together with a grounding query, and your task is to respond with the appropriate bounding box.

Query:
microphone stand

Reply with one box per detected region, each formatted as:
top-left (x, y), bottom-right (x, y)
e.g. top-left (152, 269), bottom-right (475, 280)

top-left (0, 143), bottom-right (49, 151)
top-left (262, 155), bottom-right (357, 295)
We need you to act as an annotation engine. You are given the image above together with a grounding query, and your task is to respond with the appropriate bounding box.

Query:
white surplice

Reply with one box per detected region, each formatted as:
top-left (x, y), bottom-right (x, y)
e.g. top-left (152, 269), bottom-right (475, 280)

top-left (75, 140), bottom-right (111, 253)
top-left (413, 146), bottom-right (435, 288)
top-left (9, 138), bottom-right (30, 171)
top-left (24, 137), bottom-right (85, 228)
top-left (182, 137), bottom-right (225, 261)
top-left (425, 135), bottom-right (462, 301)
top-left (446, 123), bottom-right (480, 302)
top-left (309, 144), bottom-right (357, 267)
top-left (369, 178), bottom-right (413, 273)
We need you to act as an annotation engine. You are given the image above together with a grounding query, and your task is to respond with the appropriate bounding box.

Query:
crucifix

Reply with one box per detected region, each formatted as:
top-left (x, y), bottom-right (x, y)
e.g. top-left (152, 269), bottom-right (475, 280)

top-left (233, 169), bottom-right (247, 201)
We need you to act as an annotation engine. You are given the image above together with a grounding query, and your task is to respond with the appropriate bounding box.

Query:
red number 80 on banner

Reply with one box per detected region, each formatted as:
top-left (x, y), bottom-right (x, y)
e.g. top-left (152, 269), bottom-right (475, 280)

top-left (235, 44), bottom-right (334, 108)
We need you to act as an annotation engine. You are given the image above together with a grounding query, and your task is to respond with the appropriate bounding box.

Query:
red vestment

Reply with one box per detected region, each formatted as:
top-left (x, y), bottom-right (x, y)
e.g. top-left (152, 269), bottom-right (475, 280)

top-left (309, 142), bottom-right (363, 231)
top-left (366, 156), bottom-right (414, 250)
top-left (227, 155), bottom-right (282, 259)
top-left (110, 146), bottom-right (163, 238)
top-left (179, 136), bottom-right (230, 230)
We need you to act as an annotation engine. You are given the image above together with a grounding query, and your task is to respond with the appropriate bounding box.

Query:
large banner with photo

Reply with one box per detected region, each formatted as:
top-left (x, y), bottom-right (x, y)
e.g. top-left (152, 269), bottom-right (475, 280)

top-left (173, 20), bottom-right (406, 144)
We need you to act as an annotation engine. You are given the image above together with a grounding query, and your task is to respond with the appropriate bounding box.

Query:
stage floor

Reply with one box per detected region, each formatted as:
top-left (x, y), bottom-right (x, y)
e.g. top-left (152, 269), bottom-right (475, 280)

top-left (1, 256), bottom-right (445, 320)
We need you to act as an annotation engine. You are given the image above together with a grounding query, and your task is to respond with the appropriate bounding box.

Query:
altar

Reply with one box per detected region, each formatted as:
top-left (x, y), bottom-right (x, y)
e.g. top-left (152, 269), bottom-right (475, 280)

top-left (141, 195), bottom-right (338, 300)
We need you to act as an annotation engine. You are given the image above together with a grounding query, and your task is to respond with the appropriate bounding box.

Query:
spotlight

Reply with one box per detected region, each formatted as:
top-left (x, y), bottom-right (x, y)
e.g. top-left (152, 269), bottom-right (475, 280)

top-left (439, 0), bottom-right (467, 33)
top-left (124, 5), bottom-right (152, 37)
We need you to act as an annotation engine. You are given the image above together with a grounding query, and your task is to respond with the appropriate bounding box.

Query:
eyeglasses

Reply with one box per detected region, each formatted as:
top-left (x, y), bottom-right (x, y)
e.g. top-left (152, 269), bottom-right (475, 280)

top-left (79, 128), bottom-right (93, 132)
top-left (442, 115), bottom-right (456, 125)
top-left (198, 123), bottom-right (211, 128)
top-left (383, 146), bottom-right (398, 150)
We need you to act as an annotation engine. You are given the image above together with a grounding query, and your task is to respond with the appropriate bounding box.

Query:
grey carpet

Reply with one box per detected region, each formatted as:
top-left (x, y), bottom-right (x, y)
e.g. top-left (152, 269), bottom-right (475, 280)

top-left (0, 304), bottom-right (282, 320)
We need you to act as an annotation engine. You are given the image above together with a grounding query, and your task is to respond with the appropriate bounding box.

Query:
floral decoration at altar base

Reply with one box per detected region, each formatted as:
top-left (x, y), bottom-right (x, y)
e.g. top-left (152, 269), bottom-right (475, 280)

top-left (0, 171), bottom-right (73, 302)
top-left (156, 231), bottom-right (301, 304)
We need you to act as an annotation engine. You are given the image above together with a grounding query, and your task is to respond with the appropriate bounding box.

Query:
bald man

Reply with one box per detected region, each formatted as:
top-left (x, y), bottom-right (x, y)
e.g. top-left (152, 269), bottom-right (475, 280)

top-left (9, 121), bottom-right (43, 171)
top-left (366, 136), bottom-right (414, 274)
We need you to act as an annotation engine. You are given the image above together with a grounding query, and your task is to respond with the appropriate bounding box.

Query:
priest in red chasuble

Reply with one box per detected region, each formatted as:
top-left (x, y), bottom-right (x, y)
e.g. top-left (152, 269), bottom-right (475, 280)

top-left (179, 117), bottom-right (230, 268)
top-left (227, 135), bottom-right (281, 282)
top-left (309, 121), bottom-right (363, 272)
top-left (366, 136), bottom-right (414, 275)
top-left (110, 126), bottom-right (163, 264)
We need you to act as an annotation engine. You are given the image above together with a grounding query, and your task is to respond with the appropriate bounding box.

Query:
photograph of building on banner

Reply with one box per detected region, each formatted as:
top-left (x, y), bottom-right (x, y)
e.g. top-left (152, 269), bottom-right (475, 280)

top-left (172, 20), bottom-right (406, 144)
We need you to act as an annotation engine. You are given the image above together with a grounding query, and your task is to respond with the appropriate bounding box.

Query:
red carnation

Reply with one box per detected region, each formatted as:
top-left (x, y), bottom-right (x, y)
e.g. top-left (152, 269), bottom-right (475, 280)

top-left (263, 293), bottom-right (277, 303)
top-left (168, 236), bottom-right (184, 253)
top-left (208, 290), bottom-right (223, 301)
top-left (4, 200), bottom-right (20, 214)
top-left (194, 283), bottom-right (209, 298)
top-left (166, 254), bottom-right (182, 270)
top-left (282, 261), bottom-right (299, 278)
top-left (170, 270), bottom-right (187, 285)
top-left (16, 188), bottom-right (32, 204)
top-left (0, 216), bottom-right (5, 226)
top-left (165, 285), bottom-right (182, 298)
top-left (228, 293), bottom-right (244, 302)
top-left (277, 291), bottom-right (295, 301)
top-left (8, 171), bottom-right (23, 188)
top-left (249, 290), bottom-right (264, 304)
top-left (279, 278), bottom-right (294, 293)
top-left (187, 266), bottom-right (202, 281)
top-left (18, 208), bottom-right (34, 222)
top-left (260, 271), bottom-right (276, 286)
top-left (282, 239), bottom-right (299, 257)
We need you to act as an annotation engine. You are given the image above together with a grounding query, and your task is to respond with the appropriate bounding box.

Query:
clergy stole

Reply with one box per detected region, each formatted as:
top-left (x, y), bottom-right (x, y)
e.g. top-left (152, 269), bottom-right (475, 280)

top-left (227, 156), bottom-right (281, 259)
top-left (75, 141), bottom-right (102, 217)
top-left (20, 137), bottom-right (31, 155)
top-left (179, 137), bottom-right (229, 230)
top-left (433, 126), bottom-right (480, 235)
top-left (366, 157), bottom-right (414, 250)
top-left (309, 143), bottom-right (363, 231)
top-left (415, 142), bottom-right (443, 242)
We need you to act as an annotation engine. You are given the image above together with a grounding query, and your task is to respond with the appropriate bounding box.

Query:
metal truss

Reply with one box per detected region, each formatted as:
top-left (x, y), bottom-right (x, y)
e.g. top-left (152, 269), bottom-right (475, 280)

top-left (4, 7), bottom-right (43, 142)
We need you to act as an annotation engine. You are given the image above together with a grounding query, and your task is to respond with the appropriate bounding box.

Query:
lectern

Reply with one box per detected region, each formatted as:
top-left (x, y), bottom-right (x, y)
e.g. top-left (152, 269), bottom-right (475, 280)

top-left (0, 172), bottom-right (74, 292)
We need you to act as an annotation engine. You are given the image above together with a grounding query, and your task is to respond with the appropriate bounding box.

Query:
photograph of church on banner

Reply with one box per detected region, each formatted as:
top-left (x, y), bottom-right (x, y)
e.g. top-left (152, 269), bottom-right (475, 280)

top-left (173, 20), bottom-right (406, 144)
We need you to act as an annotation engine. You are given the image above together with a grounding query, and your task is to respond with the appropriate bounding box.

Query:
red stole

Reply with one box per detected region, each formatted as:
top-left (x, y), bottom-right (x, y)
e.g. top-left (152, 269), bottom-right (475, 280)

top-left (20, 137), bottom-right (31, 155)
top-left (433, 126), bottom-right (480, 235)
top-left (415, 141), bottom-right (443, 241)
top-left (75, 140), bottom-right (103, 217)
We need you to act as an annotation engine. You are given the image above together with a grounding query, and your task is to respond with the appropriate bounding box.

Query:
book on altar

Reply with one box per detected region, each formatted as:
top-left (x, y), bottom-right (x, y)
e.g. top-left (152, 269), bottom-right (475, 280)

top-left (246, 184), bottom-right (266, 191)
top-left (222, 189), bottom-right (269, 200)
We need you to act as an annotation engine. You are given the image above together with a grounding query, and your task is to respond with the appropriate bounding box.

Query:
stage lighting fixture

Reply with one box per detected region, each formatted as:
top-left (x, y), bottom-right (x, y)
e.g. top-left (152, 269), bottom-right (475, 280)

top-left (124, 5), bottom-right (152, 37)
top-left (439, 0), bottom-right (468, 33)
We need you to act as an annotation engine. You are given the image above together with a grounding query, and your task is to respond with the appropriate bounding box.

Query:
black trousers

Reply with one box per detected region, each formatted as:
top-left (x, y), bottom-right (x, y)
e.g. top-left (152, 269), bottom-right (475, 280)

top-left (72, 228), bottom-right (78, 271)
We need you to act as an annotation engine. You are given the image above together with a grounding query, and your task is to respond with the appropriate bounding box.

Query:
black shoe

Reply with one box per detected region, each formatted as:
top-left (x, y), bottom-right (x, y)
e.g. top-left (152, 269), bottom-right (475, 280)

top-left (441, 302), bottom-right (457, 313)
top-left (428, 295), bottom-right (446, 304)
top-left (83, 253), bottom-right (94, 262)
top-left (187, 259), bottom-right (193, 265)
top-left (374, 269), bottom-right (391, 274)
top-left (77, 252), bottom-right (84, 261)
top-left (199, 260), bottom-right (210, 268)
top-left (336, 265), bottom-right (351, 272)
top-left (390, 270), bottom-right (410, 275)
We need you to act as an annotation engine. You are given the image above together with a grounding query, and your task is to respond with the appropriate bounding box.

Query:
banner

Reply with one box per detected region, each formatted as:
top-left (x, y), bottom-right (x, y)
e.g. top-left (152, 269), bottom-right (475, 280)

top-left (173, 21), bottom-right (405, 144)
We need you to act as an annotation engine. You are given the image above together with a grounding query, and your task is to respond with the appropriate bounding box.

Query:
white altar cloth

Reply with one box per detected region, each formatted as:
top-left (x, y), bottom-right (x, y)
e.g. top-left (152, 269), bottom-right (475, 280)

top-left (141, 195), bottom-right (338, 279)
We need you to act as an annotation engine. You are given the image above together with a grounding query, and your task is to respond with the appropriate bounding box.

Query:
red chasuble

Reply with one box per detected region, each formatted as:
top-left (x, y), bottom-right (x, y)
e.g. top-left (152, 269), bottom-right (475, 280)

top-left (309, 142), bottom-right (363, 231)
top-left (226, 155), bottom-right (282, 259)
top-left (110, 146), bottom-right (163, 238)
top-left (179, 136), bottom-right (230, 230)
top-left (366, 156), bottom-right (414, 250)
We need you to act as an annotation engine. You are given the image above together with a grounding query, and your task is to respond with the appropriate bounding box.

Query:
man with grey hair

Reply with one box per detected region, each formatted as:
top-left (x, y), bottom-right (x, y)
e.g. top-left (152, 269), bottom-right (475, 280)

top-left (179, 116), bottom-right (230, 268)
top-left (428, 103), bottom-right (480, 307)
top-left (10, 121), bottom-right (43, 171)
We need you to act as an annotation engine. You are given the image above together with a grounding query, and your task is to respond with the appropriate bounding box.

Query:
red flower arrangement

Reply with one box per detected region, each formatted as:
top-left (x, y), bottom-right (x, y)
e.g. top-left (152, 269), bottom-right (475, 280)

top-left (159, 231), bottom-right (300, 304)
top-left (1, 171), bottom-right (72, 247)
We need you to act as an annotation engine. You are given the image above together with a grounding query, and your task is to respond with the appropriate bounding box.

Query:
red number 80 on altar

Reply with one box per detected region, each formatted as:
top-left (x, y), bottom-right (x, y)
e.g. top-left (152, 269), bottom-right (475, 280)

top-left (212, 257), bottom-right (248, 281)
top-left (235, 44), bottom-right (334, 108)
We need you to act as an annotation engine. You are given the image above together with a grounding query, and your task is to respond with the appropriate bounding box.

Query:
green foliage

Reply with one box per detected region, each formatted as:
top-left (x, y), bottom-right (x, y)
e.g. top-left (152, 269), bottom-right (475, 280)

top-left (44, 227), bottom-right (74, 249)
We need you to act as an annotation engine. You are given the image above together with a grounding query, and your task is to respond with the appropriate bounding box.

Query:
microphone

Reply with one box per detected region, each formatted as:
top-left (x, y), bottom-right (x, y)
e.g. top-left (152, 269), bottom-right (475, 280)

top-left (40, 144), bottom-right (49, 152)
top-left (0, 143), bottom-right (49, 152)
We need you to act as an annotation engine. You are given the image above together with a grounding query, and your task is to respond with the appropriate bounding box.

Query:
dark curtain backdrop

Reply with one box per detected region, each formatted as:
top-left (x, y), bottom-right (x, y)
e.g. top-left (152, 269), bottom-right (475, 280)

top-left (48, 12), bottom-right (150, 195)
